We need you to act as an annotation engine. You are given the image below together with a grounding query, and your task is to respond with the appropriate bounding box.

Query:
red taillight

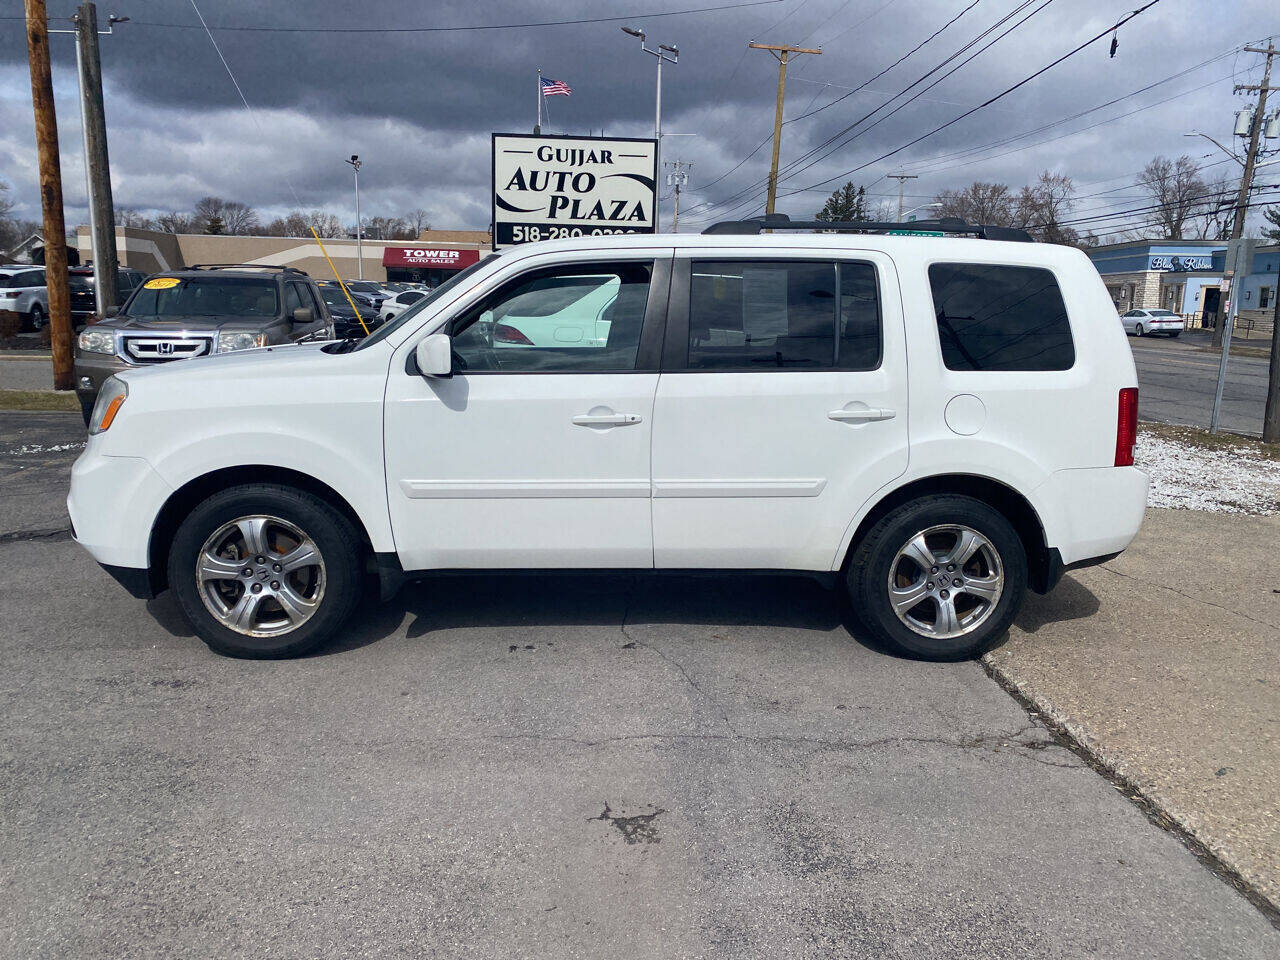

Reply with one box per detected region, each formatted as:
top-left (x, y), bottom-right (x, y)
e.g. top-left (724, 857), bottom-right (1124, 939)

top-left (493, 323), bottom-right (532, 345)
top-left (1115, 387), bottom-right (1138, 467)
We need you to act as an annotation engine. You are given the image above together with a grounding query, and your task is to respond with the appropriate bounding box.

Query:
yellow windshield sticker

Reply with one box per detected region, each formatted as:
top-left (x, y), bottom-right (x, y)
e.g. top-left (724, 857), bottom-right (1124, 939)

top-left (144, 277), bottom-right (181, 290)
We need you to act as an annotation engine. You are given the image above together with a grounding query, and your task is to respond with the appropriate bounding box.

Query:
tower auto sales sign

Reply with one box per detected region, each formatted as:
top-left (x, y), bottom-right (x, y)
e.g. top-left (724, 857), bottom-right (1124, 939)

top-left (492, 133), bottom-right (658, 248)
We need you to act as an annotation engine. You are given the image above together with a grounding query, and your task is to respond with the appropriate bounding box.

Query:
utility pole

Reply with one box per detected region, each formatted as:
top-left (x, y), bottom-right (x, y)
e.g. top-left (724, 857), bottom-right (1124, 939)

top-left (73, 3), bottom-right (120, 315)
top-left (345, 155), bottom-right (363, 279)
top-left (749, 41), bottom-right (821, 216)
top-left (1212, 41), bottom-right (1274, 350)
top-left (24, 0), bottom-right (73, 390)
top-left (666, 160), bottom-right (691, 233)
top-left (888, 172), bottom-right (919, 221)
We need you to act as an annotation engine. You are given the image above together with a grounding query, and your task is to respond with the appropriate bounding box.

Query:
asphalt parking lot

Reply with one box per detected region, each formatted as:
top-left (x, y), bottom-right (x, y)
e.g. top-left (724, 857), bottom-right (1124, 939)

top-left (1, 409), bottom-right (1277, 958)
top-left (1130, 331), bottom-right (1271, 436)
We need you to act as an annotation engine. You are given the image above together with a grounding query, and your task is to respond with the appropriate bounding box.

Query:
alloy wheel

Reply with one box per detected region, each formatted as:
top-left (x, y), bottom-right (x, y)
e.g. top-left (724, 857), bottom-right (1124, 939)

top-left (195, 515), bottom-right (326, 637)
top-left (886, 524), bottom-right (1004, 640)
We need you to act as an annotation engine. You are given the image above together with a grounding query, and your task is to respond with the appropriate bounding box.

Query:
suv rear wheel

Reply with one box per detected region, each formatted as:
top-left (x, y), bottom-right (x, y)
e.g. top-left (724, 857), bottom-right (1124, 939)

top-left (167, 484), bottom-right (362, 658)
top-left (846, 495), bottom-right (1027, 661)
top-left (28, 304), bottom-right (45, 330)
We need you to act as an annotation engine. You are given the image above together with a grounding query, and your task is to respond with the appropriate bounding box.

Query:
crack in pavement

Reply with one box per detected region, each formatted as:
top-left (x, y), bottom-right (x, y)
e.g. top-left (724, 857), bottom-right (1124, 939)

top-left (0, 526), bottom-right (73, 545)
top-left (1097, 563), bottom-right (1280, 632)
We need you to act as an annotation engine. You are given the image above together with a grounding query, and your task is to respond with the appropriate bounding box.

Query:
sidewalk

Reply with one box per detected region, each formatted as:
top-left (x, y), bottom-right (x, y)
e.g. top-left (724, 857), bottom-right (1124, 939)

top-left (988, 505), bottom-right (1280, 915)
top-left (0, 357), bottom-right (57, 393)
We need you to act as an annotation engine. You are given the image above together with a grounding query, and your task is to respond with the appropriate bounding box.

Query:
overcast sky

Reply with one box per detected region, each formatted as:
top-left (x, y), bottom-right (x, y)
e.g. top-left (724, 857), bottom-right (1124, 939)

top-left (0, 0), bottom-right (1275, 236)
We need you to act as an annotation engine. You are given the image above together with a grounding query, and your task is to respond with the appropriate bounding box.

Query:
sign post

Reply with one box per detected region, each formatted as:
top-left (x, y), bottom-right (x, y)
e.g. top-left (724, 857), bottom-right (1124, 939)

top-left (492, 134), bottom-right (658, 249)
top-left (1209, 238), bottom-right (1259, 433)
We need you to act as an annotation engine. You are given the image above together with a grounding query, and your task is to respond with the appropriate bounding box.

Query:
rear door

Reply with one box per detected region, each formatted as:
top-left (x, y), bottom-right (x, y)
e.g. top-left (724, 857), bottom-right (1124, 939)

top-left (651, 251), bottom-right (909, 570)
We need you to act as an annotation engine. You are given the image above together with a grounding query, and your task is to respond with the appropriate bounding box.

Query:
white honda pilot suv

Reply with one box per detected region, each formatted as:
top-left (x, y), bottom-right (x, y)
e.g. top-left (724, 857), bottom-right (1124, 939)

top-left (68, 217), bottom-right (1148, 661)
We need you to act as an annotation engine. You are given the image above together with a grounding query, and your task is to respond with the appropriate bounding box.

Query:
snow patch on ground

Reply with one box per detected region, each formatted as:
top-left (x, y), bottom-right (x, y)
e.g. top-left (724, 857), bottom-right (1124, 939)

top-left (1137, 432), bottom-right (1280, 514)
top-left (1, 441), bottom-right (85, 457)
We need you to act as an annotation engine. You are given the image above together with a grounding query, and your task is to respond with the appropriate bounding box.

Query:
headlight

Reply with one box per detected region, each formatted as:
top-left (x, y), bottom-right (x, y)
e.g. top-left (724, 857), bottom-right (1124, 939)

top-left (78, 329), bottom-right (115, 354)
top-left (217, 332), bottom-right (268, 353)
top-left (89, 376), bottom-right (127, 435)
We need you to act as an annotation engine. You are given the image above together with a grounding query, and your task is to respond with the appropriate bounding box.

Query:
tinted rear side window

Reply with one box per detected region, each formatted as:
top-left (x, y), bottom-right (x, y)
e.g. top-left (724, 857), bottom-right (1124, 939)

top-left (928, 263), bottom-right (1074, 371)
top-left (687, 260), bottom-right (880, 370)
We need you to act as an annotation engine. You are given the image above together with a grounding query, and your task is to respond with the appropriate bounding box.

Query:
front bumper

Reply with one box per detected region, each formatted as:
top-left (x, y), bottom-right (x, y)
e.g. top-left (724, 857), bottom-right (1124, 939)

top-left (73, 351), bottom-right (134, 403)
top-left (68, 449), bottom-right (173, 571)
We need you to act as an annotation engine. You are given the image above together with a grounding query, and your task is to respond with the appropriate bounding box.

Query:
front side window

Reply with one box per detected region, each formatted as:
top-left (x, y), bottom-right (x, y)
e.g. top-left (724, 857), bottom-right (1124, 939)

top-left (449, 261), bottom-right (652, 373)
top-left (687, 260), bottom-right (881, 370)
top-left (928, 263), bottom-right (1074, 372)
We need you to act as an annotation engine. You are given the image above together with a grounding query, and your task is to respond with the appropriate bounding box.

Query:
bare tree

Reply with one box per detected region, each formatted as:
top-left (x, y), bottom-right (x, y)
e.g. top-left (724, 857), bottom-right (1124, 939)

top-left (406, 208), bottom-right (431, 235)
top-left (263, 210), bottom-right (345, 238)
top-left (1135, 155), bottom-right (1206, 240)
top-left (192, 196), bottom-right (260, 235)
top-left (155, 211), bottom-right (193, 234)
top-left (1016, 172), bottom-right (1078, 245)
top-left (933, 181), bottom-right (1015, 225)
top-left (1188, 171), bottom-right (1234, 240)
top-left (365, 215), bottom-right (414, 240)
top-left (114, 208), bottom-right (155, 229)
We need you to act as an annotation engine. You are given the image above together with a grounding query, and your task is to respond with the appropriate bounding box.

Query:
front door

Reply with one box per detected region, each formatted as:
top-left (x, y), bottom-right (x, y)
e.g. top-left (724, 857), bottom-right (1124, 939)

top-left (651, 253), bottom-right (909, 570)
top-left (384, 255), bottom-right (670, 570)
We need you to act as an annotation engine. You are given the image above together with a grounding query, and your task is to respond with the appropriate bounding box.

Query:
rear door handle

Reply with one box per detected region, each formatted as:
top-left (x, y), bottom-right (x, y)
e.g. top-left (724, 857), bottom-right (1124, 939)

top-left (572, 414), bottom-right (643, 427)
top-left (828, 407), bottom-right (896, 423)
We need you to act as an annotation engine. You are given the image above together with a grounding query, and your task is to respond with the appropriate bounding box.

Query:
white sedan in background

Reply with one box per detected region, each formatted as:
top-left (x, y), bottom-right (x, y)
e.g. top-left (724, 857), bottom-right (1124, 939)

top-left (380, 289), bottom-right (428, 322)
top-left (1121, 308), bottom-right (1182, 337)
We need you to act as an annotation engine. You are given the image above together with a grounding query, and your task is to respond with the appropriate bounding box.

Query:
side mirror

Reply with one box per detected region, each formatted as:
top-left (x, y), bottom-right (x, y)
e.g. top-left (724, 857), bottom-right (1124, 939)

top-left (415, 332), bottom-right (452, 378)
top-left (292, 307), bottom-right (314, 324)
top-left (104, 306), bottom-right (119, 318)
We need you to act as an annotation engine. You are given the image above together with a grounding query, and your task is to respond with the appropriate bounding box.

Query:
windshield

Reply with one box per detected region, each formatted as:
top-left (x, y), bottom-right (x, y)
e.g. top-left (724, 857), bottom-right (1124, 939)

top-left (320, 287), bottom-right (352, 308)
top-left (346, 281), bottom-right (382, 293)
top-left (125, 277), bottom-right (279, 318)
top-left (355, 254), bottom-right (500, 350)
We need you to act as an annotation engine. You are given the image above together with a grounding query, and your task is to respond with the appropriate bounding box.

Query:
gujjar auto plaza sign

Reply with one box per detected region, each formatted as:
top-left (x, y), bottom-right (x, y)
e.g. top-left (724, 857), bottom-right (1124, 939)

top-left (492, 133), bottom-right (658, 248)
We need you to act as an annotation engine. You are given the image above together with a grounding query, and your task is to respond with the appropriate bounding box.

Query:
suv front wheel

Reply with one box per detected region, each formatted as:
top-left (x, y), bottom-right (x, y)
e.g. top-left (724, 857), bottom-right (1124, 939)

top-left (167, 484), bottom-right (363, 658)
top-left (847, 495), bottom-right (1027, 661)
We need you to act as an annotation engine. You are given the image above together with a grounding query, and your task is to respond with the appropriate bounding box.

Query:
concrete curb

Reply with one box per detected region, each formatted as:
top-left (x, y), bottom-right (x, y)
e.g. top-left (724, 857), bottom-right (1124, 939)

top-left (982, 655), bottom-right (1280, 928)
top-left (0, 354), bottom-right (54, 362)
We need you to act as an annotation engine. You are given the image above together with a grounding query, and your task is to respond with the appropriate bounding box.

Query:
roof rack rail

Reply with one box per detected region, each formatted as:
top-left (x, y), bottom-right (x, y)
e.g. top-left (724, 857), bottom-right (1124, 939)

top-left (701, 213), bottom-right (1034, 243)
top-left (186, 263), bottom-right (310, 275)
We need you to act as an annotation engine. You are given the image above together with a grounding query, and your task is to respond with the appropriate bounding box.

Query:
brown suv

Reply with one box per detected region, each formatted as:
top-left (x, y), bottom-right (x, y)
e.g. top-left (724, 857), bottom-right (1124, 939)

top-left (73, 264), bottom-right (334, 424)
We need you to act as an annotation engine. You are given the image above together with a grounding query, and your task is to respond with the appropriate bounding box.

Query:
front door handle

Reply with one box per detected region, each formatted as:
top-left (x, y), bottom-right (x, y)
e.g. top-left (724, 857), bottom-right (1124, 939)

top-left (828, 407), bottom-right (896, 423)
top-left (572, 413), bottom-right (643, 427)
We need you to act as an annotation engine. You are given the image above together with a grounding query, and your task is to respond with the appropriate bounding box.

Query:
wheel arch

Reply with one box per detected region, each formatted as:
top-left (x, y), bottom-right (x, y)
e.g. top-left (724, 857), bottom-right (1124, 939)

top-left (838, 473), bottom-right (1057, 594)
top-left (147, 465), bottom-right (377, 594)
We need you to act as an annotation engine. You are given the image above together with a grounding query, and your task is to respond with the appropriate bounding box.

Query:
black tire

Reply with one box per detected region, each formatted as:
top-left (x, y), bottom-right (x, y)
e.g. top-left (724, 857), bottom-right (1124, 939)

top-left (846, 495), bottom-right (1027, 661)
top-left (27, 304), bottom-right (45, 331)
top-left (1134, 323), bottom-right (1144, 337)
top-left (1169, 331), bottom-right (1180, 338)
top-left (78, 394), bottom-right (94, 428)
top-left (166, 484), bottom-right (363, 659)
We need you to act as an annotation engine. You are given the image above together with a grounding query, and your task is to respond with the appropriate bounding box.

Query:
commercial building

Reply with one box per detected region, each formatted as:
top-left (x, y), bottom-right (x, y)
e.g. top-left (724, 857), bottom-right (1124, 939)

top-left (1086, 239), bottom-right (1224, 320)
top-left (76, 226), bottom-right (491, 285)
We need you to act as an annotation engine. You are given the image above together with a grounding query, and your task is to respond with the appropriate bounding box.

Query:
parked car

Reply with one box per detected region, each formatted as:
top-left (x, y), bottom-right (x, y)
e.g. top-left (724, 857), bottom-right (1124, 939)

top-left (380, 289), bottom-right (427, 322)
top-left (1121, 308), bottom-right (1182, 337)
top-left (73, 264), bottom-right (334, 424)
top-left (69, 219), bottom-right (1148, 661)
top-left (69, 266), bottom-right (147, 324)
top-left (0, 265), bottom-right (48, 330)
top-left (318, 285), bottom-right (383, 339)
top-left (343, 280), bottom-right (390, 309)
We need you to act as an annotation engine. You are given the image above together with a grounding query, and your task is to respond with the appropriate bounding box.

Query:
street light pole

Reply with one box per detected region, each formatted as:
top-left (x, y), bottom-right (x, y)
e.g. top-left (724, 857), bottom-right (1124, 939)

top-left (345, 155), bottom-right (363, 280)
top-left (622, 27), bottom-right (677, 231)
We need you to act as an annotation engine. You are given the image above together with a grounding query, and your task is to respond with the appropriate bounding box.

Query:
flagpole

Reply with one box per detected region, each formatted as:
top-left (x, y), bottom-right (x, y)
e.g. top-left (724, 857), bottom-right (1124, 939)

top-left (535, 68), bottom-right (542, 134)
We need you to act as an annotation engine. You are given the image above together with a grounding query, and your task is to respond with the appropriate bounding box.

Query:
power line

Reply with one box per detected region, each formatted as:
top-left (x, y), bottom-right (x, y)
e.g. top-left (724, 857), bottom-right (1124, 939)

top-left (114, 0), bottom-right (788, 33)
top-left (685, 0), bottom-right (1052, 217)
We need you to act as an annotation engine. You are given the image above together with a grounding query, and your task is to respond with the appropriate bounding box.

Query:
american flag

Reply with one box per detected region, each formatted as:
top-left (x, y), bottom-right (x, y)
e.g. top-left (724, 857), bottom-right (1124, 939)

top-left (541, 76), bottom-right (572, 97)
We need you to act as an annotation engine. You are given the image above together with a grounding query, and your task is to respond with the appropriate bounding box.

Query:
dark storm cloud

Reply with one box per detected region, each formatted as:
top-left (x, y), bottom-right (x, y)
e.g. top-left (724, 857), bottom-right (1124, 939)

top-left (0, 0), bottom-right (1272, 232)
